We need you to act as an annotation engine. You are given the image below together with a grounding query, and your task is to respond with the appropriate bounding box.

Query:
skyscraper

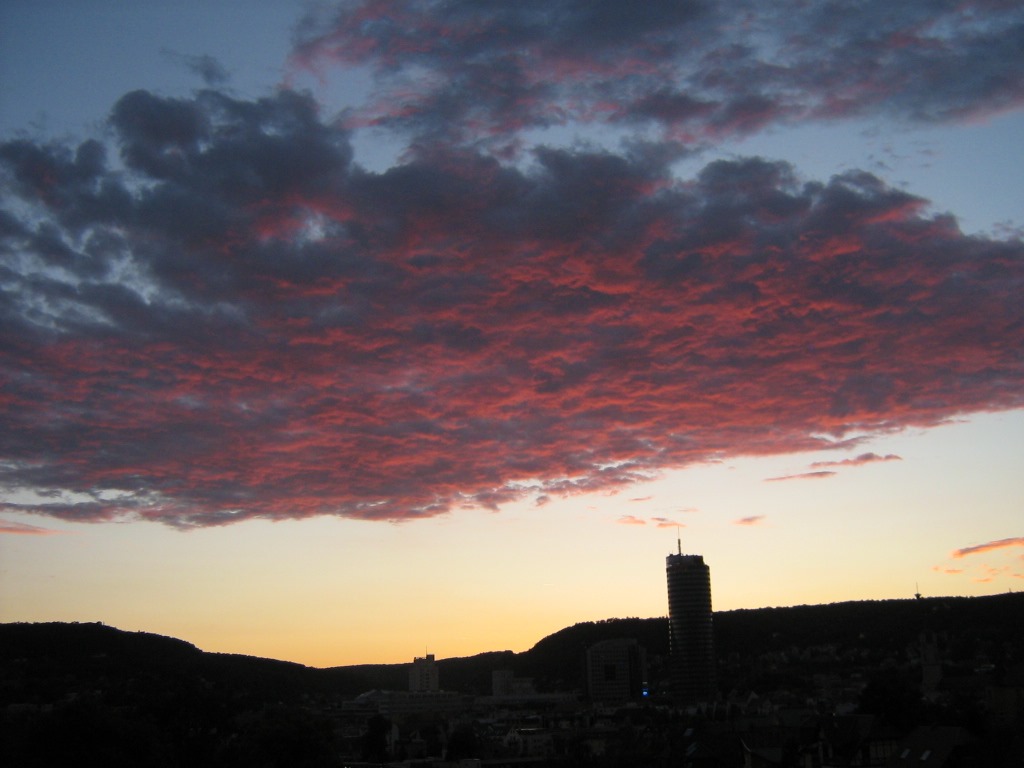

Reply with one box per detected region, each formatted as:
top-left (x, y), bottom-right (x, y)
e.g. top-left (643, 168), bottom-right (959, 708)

top-left (666, 542), bottom-right (716, 702)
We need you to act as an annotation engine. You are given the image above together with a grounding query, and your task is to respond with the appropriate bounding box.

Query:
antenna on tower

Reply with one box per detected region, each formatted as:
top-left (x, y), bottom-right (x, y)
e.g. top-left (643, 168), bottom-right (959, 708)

top-left (677, 526), bottom-right (682, 555)
top-left (915, 583), bottom-right (922, 600)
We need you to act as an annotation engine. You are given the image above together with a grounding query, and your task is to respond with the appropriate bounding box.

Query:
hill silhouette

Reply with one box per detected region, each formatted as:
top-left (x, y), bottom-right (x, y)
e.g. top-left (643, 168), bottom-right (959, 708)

top-left (4, 592), bottom-right (1022, 697)
top-left (5, 594), bottom-right (1023, 766)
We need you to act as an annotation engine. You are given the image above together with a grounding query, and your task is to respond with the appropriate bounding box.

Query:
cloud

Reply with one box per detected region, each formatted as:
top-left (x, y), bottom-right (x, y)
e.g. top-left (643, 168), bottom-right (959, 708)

top-left (651, 517), bottom-right (683, 529)
top-left (810, 452), bottom-right (902, 468)
top-left (933, 544), bottom-right (1024, 585)
top-left (1, 65), bottom-right (1023, 528)
top-left (0, 519), bottom-right (61, 535)
top-left (617, 515), bottom-right (646, 526)
top-left (952, 537), bottom-right (1024, 559)
top-left (734, 515), bottom-right (766, 526)
top-left (162, 50), bottom-right (229, 85)
top-left (973, 565), bottom-right (1009, 583)
top-left (290, 0), bottom-right (1024, 147)
top-left (764, 471), bottom-right (838, 483)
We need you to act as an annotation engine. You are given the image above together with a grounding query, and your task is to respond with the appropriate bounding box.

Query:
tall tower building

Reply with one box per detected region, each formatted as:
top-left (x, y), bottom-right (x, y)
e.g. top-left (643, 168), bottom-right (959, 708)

top-left (666, 541), bottom-right (716, 703)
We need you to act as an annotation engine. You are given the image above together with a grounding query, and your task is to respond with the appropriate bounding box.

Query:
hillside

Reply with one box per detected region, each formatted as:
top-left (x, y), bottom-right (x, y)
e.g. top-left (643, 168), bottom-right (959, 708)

top-left (4, 594), bottom-right (1023, 766)
top-left (4, 592), bottom-right (1022, 698)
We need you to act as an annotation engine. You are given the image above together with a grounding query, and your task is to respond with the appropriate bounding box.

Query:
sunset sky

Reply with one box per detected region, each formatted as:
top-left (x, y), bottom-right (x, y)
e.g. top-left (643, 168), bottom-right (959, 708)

top-left (2, 0), bottom-right (1023, 668)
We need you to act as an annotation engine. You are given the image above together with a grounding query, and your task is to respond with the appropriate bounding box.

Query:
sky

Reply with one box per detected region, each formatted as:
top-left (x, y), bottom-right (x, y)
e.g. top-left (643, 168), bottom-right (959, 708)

top-left (1, 0), bottom-right (1023, 668)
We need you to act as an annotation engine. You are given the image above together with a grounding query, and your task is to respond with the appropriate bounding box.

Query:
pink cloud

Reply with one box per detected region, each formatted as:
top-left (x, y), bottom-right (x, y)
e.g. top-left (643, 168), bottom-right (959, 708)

top-left (941, 562), bottom-right (1016, 584)
top-left (952, 537), bottom-right (1024, 559)
top-left (617, 515), bottom-right (646, 526)
top-left (651, 517), bottom-right (683, 529)
top-left (764, 471), bottom-right (837, 483)
top-left (0, 520), bottom-right (61, 535)
top-left (734, 515), bottom-right (766, 526)
top-left (810, 452), bottom-right (902, 469)
top-left (0, 79), bottom-right (1022, 529)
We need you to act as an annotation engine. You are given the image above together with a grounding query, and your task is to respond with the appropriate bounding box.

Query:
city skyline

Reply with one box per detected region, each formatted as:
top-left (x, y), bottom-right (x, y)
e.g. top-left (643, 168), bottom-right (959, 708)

top-left (2, 1), bottom-right (1023, 667)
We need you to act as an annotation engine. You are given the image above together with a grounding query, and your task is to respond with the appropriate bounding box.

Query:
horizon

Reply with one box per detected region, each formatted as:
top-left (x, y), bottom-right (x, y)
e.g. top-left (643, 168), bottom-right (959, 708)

top-left (6, 589), bottom-right (1021, 670)
top-left (2, 1), bottom-right (1022, 668)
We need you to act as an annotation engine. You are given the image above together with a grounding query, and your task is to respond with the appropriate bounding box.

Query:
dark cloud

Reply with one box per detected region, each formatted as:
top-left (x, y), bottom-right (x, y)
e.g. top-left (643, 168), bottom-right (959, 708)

top-left (162, 50), bottom-right (230, 86)
top-left (1, 72), bottom-right (1023, 527)
top-left (291, 0), bottom-right (1024, 146)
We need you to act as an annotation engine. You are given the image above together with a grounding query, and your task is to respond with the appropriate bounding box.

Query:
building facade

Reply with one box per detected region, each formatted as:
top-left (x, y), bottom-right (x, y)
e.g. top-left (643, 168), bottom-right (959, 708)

top-left (409, 653), bottom-right (439, 692)
top-left (666, 551), bottom-right (716, 702)
top-left (585, 638), bottom-right (647, 705)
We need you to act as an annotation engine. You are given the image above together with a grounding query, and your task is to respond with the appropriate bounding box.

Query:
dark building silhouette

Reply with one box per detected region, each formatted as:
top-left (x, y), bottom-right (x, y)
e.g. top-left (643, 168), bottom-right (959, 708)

top-left (585, 638), bottom-right (647, 705)
top-left (409, 653), bottom-right (439, 692)
top-left (666, 543), bottom-right (716, 702)
top-left (915, 586), bottom-right (943, 699)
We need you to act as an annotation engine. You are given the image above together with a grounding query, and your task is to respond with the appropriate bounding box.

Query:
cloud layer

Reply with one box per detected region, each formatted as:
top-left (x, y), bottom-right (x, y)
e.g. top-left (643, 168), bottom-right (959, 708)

top-left (2, 2), bottom-right (1023, 527)
top-left (292, 0), bottom-right (1024, 146)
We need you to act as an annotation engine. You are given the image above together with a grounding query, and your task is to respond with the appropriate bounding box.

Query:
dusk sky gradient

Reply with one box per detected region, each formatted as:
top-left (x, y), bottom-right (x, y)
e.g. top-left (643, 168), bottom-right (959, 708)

top-left (1, 0), bottom-right (1022, 667)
